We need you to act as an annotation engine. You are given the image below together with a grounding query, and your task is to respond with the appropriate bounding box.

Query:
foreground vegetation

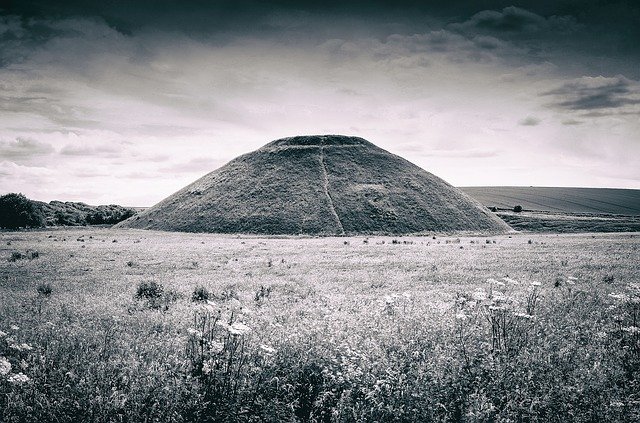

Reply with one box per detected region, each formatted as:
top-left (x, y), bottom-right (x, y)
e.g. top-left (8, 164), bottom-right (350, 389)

top-left (0, 229), bottom-right (638, 422)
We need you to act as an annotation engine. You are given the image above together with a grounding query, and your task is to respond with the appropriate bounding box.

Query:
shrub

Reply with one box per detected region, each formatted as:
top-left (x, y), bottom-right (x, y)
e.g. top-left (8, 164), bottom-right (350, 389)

top-left (0, 193), bottom-right (46, 229)
top-left (8, 252), bottom-right (25, 262)
top-left (192, 286), bottom-right (210, 302)
top-left (135, 281), bottom-right (164, 301)
top-left (36, 282), bottom-right (53, 297)
top-left (134, 281), bottom-right (181, 310)
top-left (513, 205), bottom-right (523, 213)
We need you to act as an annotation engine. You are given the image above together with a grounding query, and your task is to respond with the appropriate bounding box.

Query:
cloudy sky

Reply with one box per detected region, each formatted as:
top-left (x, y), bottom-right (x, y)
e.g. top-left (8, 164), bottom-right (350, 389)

top-left (1, 1), bottom-right (639, 206)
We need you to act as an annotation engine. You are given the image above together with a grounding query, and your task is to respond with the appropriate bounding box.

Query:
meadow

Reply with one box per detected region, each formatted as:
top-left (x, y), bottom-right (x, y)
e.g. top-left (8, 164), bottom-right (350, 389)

top-left (0, 228), bottom-right (638, 422)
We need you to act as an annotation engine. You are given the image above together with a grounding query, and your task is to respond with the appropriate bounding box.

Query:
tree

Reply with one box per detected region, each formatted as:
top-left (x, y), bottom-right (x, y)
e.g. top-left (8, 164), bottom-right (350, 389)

top-left (513, 205), bottom-right (523, 213)
top-left (0, 193), bottom-right (46, 229)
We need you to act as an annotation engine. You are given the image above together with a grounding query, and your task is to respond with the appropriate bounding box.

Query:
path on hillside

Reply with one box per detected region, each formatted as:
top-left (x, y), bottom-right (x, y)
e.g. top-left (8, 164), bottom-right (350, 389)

top-left (319, 145), bottom-right (345, 235)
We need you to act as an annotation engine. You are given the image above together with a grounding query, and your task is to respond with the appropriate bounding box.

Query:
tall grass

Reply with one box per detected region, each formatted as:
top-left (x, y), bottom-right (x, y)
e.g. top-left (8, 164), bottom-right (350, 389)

top-left (1, 276), bottom-right (638, 422)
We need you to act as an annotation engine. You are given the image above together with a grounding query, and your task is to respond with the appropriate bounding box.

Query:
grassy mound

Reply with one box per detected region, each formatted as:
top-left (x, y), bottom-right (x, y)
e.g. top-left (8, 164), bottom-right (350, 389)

top-left (117, 135), bottom-right (510, 235)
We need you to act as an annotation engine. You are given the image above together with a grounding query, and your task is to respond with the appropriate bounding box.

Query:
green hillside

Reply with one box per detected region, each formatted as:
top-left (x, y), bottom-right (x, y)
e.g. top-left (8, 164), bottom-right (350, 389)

top-left (462, 186), bottom-right (640, 216)
top-left (118, 135), bottom-right (510, 235)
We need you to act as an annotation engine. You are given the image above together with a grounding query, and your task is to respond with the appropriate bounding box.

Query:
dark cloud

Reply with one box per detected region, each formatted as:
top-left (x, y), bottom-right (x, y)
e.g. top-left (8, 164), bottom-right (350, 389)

top-left (450, 6), bottom-right (577, 34)
top-left (543, 76), bottom-right (640, 113)
top-left (0, 137), bottom-right (54, 161)
top-left (519, 116), bottom-right (541, 126)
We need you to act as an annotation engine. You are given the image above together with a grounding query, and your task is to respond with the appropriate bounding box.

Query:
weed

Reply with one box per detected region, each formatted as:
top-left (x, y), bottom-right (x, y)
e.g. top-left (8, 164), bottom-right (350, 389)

top-left (8, 252), bottom-right (24, 262)
top-left (36, 282), bottom-right (53, 297)
top-left (254, 285), bottom-right (272, 304)
top-left (192, 286), bottom-right (210, 303)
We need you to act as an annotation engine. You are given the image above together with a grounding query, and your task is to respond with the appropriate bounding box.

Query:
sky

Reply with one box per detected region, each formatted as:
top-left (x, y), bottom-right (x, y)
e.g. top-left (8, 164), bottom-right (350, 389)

top-left (0, 0), bottom-right (639, 206)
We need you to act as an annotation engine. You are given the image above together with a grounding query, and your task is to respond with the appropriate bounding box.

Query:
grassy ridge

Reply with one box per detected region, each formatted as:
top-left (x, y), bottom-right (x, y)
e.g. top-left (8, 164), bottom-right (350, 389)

top-left (462, 186), bottom-right (640, 216)
top-left (1, 229), bottom-right (638, 422)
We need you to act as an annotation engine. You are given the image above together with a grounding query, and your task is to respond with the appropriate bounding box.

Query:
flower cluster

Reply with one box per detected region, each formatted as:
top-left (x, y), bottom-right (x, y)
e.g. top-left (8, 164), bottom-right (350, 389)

top-left (0, 325), bottom-right (32, 386)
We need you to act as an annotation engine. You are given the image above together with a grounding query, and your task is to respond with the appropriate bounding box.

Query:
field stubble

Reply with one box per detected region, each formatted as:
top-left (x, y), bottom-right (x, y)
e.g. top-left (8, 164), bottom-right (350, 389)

top-left (0, 228), bottom-right (638, 422)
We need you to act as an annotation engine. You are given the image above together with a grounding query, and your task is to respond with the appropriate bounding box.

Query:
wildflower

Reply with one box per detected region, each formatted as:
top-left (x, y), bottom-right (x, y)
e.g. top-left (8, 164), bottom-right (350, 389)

top-left (228, 298), bottom-right (242, 310)
top-left (260, 344), bottom-right (276, 354)
top-left (514, 313), bottom-right (534, 319)
top-left (20, 360), bottom-right (28, 370)
top-left (608, 293), bottom-right (628, 301)
top-left (530, 281), bottom-right (542, 287)
top-left (0, 330), bottom-right (6, 337)
top-left (204, 300), bottom-right (217, 312)
top-left (202, 360), bottom-right (213, 375)
top-left (0, 357), bottom-right (11, 375)
top-left (210, 341), bottom-right (224, 354)
top-left (187, 328), bottom-right (203, 339)
top-left (502, 277), bottom-right (517, 284)
top-left (492, 292), bottom-right (507, 302)
top-left (622, 326), bottom-right (639, 334)
top-left (472, 291), bottom-right (487, 301)
top-left (384, 295), bottom-right (394, 305)
top-left (8, 373), bottom-right (30, 384)
top-left (19, 343), bottom-right (32, 351)
top-left (455, 311), bottom-right (468, 320)
top-left (610, 401), bottom-right (624, 408)
top-left (216, 320), bottom-right (231, 331)
top-left (10, 325), bottom-right (18, 331)
top-left (229, 322), bottom-right (250, 335)
top-left (486, 278), bottom-right (498, 284)
top-left (402, 292), bottom-right (412, 300)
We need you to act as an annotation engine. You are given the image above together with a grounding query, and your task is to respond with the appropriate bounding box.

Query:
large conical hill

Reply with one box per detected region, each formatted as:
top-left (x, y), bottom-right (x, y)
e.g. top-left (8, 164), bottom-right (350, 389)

top-left (116, 135), bottom-right (511, 235)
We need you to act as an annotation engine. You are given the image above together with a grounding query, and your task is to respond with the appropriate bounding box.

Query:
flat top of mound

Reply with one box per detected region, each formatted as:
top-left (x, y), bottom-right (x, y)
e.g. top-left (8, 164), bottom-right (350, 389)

top-left (264, 135), bottom-right (373, 148)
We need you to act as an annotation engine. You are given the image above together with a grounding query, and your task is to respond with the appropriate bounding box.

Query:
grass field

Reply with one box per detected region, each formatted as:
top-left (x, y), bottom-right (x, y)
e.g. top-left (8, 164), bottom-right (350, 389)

top-left (461, 187), bottom-right (640, 216)
top-left (1, 228), bottom-right (639, 422)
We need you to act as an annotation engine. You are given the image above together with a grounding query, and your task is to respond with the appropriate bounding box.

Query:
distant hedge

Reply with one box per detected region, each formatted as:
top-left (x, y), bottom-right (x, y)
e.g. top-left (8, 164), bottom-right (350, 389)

top-left (0, 193), bottom-right (46, 229)
top-left (0, 193), bottom-right (137, 229)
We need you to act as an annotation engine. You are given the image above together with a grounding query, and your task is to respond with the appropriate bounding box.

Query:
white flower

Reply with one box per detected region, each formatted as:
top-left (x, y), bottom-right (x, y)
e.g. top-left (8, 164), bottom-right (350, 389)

top-left (216, 320), bottom-right (231, 331)
top-left (492, 292), bottom-right (507, 302)
top-left (202, 360), bottom-right (213, 375)
top-left (187, 328), bottom-right (203, 339)
top-left (472, 291), bottom-right (487, 301)
top-left (0, 331), bottom-right (6, 337)
top-left (260, 344), bottom-right (276, 354)
top-left (384, 295), bottom-right (394, 305)
top-left (229, 322), bottom-right (250, 336)
top-left (20, 343), bottom-right (32, 351)
top-left (622, 326), bottom-right (639, 334)
top-left (0, 357), bottom-right (11, 375)
top-left (608, 293), bottom-right (628, 301)
top-left (486, 278), bottom-right (499, 284)
top-left (530, 281), bottom-right (542, 287)
top-left (8, 372), bottom-right (30, 384)
top-left (402, 292), bottom-right (412, 300)
top-left (20, 360), bottom-right (28, 370)
top-left (502, 277), bottom-right (517, 284)
top-left (210, 341), bottom-right (224, 354)
top-left (10, 325), bottom-right (19, 331)
top-left (514, 313), bottom-right (534, 319)
top-left (455, 311), bottom-right (468, 320)
top-left (204, 300), bottom-right (217, 312)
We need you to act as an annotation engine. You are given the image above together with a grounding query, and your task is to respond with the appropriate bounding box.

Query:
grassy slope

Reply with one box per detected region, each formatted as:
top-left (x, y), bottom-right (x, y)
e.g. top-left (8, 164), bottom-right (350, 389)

top-left (462, 186), bottom-right (640, 215)
top-left (1, 229), bottom-right (638, 421)
top-left (118, 136), bottom-right (510, 234)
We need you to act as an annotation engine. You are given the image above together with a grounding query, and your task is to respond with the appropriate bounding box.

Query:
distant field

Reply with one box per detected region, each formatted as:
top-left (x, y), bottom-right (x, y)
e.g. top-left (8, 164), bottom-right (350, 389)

top-left (461, 186), bottom-right (640, 215)
top-left (1, 228), bottom-right (639, 421)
